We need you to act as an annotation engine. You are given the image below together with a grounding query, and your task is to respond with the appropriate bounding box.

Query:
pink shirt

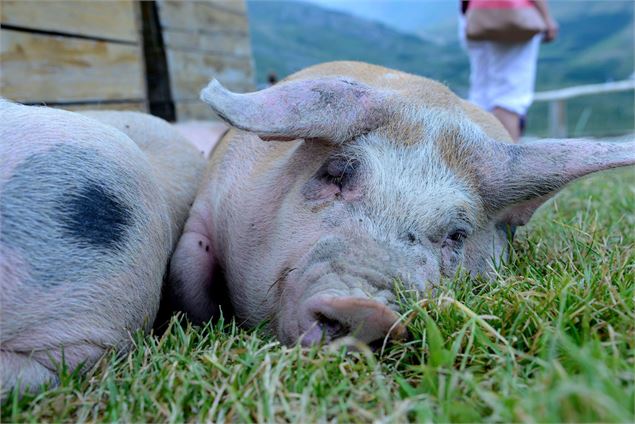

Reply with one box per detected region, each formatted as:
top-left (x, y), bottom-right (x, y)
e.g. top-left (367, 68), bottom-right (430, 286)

top-left (469, 0), bottom-right (534, 9)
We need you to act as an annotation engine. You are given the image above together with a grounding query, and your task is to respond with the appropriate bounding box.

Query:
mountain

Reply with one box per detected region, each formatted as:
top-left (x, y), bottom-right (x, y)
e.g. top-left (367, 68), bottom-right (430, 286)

top-left (247, 0), bottom-right (470, 92)
top-left (246, 1), bottom-right (634, 136)
top-left (301, 0), bottom-right (458, 42)
top-left (537, 2), bottom-right (634, 88)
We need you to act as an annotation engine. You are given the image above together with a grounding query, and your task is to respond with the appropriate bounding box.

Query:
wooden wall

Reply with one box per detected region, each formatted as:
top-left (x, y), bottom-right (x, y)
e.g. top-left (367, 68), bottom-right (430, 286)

top-left (158, 0), bottom-right (255, 120)
top-left (0, 0), bottom-right (255, 121)
top-left (0, 0), bottom-right (147, 112)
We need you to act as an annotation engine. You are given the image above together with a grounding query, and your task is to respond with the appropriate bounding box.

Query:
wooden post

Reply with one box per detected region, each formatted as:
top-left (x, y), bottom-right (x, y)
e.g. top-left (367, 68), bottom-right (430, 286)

top-left (139, 0), bottom-right (175, 122)
top-left (548, 99), bottom-right (567, 138)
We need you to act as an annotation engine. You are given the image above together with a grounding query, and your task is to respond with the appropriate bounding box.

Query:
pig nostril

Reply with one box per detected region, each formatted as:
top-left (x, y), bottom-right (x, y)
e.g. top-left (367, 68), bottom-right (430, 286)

top-left (315, 313), bottom-right (348, 340)
top-left (304, 296), bottom-right (407, 347)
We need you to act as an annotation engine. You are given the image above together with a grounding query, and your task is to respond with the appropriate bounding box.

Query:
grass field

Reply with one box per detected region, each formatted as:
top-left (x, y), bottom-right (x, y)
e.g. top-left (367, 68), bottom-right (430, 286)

top-left (2, 167), bottom-right (634, 423)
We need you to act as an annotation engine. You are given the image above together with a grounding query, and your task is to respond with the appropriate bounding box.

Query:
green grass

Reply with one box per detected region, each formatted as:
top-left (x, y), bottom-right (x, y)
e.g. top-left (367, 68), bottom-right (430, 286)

top-left (3, 168), bottom-right (634, 422)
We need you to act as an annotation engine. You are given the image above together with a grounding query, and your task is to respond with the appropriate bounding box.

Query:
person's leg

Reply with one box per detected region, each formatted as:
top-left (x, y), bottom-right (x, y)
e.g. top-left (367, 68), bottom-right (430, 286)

top-left (492, 106), bottom-right (521, 142)
top-left (467, 40), bottom-right (491, 111)
top-left (488, 36), bottom-right (541, 142)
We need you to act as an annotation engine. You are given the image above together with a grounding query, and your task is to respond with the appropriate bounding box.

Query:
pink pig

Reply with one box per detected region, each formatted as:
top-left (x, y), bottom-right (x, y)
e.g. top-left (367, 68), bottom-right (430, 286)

top-left (0, 102), bottom-right (207, 396)
top-left (170, 61), bottom-right (635, 347)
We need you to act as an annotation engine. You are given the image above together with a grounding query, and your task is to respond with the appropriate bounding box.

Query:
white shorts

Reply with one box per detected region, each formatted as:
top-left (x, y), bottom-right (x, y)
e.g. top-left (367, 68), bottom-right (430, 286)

top-left (467, 35), bottom-right (541, 116)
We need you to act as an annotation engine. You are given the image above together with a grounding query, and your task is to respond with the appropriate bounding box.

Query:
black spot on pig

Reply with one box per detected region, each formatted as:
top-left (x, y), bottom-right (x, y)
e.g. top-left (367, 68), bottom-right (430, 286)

top-left (57, 183), bottom-right (131, 249)
top-left (0, 144), bottom-right (138, 286)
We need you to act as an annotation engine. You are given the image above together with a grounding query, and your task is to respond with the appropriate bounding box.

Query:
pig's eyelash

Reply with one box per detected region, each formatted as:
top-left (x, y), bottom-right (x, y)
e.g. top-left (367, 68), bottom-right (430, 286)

top-left (324, 173), bottom-right (344, 188)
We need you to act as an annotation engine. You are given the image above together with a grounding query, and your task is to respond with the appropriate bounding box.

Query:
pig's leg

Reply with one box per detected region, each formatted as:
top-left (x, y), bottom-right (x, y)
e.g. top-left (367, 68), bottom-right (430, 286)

top-left (0, 352), bottom-right (57, 394)
top-left (0, 342), bottom-right (105, 395)
top-left (169, 204), bottom-right (220, 324)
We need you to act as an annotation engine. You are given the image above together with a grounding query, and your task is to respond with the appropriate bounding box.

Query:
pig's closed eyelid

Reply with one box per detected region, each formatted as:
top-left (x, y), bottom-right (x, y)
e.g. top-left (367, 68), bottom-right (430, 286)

top-left (327, 155), bottom-right (359, 173)
top-left (447, 228), bottom-right (468, 242)
top-left (322, 171), bottom-right (346, 189)
top-left (427, 224), bottom-right (472, 244)
top-left (322, 157), bottom-right (360, 187)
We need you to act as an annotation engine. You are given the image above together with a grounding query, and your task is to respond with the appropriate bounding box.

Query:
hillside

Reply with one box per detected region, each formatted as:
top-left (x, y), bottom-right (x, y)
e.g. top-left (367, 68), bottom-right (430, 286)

top-left (247, 1), bottom-right (469, 90)
top-left (247, 1), bottom-right (633, 136)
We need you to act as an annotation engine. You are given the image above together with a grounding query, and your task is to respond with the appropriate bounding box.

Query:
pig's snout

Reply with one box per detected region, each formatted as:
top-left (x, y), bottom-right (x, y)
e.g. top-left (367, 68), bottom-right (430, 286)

top-left (299, 296), bottom-right (408, 348)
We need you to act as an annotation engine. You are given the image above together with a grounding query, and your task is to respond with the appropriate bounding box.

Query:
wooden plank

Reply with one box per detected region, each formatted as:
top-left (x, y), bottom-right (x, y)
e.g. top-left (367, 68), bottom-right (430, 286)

top-left (166, 49), bottom-right (254, 101)
top-left (0, 0), bottom-right (139, 43)
top-left (60, 102), bottom-right (147, 113)
top-left (0, 29), bottom-right (145, 103)
top-left (157, 0), bottom-right (249, 32)
top-left (206, 0), bottom-right (247, 15)
top-left (163, 29), bottom-right (252, 57)
top-left (175, 100), bottom-right (224, 121)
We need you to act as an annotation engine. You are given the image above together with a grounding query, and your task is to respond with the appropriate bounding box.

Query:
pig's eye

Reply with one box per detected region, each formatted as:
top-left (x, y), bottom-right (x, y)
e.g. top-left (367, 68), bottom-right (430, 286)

top-left (447, 229), bottom-right (467, 244)
top-left (321, 157), bottom-right (357, 190)
top-left (303, 157), bottom-right (359, 201)
top-left (443, 229), bottom-right (468, 250)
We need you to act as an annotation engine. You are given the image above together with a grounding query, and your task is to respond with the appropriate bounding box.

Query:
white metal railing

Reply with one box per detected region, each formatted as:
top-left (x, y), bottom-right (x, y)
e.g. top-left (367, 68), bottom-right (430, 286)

top-left (533, 79), bottom-right (635, 138)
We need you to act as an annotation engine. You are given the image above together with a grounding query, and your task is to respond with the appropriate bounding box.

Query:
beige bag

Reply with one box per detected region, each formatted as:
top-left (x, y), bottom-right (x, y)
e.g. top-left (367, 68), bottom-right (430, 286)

top-left (466, 6), bottom-right (546, 42)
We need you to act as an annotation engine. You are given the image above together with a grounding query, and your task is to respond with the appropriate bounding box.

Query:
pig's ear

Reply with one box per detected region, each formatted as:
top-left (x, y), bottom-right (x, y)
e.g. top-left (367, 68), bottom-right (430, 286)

top-left (479, 139), bottom-right (634, 226)
top-left (200, 78), bottom-right (390, 143)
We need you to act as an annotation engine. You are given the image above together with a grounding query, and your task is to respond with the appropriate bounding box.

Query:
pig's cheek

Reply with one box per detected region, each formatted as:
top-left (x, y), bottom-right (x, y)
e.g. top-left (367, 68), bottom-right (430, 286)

top-left (440, 245), bottom-right (462, 278)
top-left (341, 185), bottom-right (363, 202)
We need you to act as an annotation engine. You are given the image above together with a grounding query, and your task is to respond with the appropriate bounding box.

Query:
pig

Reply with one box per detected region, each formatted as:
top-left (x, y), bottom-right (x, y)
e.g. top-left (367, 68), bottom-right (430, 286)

top-left (0, 101), bottom-right (206, 396)
top-left (170, 61), bottom-right (634, 347)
